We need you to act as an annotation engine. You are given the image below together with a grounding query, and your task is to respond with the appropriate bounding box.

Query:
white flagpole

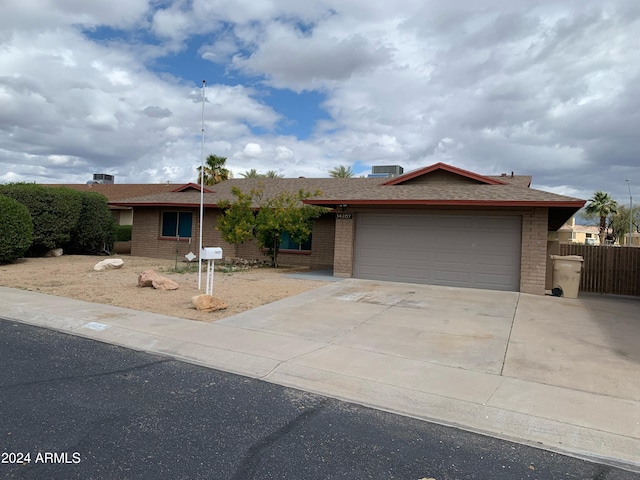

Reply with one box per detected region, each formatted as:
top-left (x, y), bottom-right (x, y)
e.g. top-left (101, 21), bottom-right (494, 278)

top-left (198, 80), bottom-right (206, 290)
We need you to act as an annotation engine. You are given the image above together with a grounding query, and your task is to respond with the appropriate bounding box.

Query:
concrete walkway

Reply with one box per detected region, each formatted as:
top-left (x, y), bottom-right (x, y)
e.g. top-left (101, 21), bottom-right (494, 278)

top-left (1, 281), bottom-right (639, 472)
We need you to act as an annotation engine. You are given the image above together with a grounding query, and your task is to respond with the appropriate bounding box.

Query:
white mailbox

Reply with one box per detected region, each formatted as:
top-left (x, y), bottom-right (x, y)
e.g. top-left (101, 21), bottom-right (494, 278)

top-left (200, 247), bottom-right (223, 260)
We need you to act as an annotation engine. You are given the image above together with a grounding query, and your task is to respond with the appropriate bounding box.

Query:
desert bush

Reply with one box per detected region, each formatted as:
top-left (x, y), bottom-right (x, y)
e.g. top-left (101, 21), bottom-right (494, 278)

top-left (0, 195), bottom-right (33, 264)
top-left (113, 224), bottom-right (132, 242)
top-left (65, 192), bottom-right (115, 255)
top-left (0, 183), bottom-right (81, 256)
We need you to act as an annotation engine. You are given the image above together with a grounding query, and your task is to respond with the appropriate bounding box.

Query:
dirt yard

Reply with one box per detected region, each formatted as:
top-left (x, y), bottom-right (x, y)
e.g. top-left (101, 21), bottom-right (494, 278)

top-left (0, 255), bottom-right (330, 323)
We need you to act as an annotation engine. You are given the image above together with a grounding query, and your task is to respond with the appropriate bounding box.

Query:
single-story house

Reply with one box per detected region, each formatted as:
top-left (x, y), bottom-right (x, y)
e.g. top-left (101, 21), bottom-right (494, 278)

top-left (111, 162), bottom-right (586, 295)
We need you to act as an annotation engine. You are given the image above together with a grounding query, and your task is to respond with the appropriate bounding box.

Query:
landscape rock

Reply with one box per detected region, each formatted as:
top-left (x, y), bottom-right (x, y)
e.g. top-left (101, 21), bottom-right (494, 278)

top-left (191, 294), bottom-right (227, 312)
top-left (223, 257), bottom-right (267, 268)
top-left (94, 258), bottom-right (124, 271)
top-left (137, 270), bottom-right (178, 290)
top-left (138, 270), bottom-right (159, 287)
top-left (45, 248), bottom-right (63, 257)
top-left (151, 276), bottom-right (179, 291)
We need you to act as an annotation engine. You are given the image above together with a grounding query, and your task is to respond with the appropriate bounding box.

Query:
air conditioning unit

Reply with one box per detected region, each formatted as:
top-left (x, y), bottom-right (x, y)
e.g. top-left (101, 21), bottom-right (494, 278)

top-left (92, 173), bottom-right (114, 184)
top-left (372, 165), bottom-right (404, 178)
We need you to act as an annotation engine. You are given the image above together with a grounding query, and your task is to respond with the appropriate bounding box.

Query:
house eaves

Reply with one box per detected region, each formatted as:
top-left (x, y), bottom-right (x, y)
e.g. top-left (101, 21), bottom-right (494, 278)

top-left (303, 199), bottom-right (585, 208)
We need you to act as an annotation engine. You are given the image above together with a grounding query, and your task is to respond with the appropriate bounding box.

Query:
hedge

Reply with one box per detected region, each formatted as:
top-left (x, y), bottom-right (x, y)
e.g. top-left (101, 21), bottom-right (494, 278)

top-left (65, 192), bottom-right (116, 255)
top-left (113, 224), bottom-right (132, 242)
top-left (0, 183), bottom-right (82, 256)
top-left (0, 195), bottom-right (33, 264)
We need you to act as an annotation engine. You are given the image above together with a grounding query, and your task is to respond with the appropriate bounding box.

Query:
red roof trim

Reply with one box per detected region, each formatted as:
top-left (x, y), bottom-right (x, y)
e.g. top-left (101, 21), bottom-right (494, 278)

top-left (382, 162), bottom-right (507, 186)
top-left (110, 202), bottom-right (220, 208)
top-left (112, 199), bottom-right (586, 209)
top-left (171, 183), bottom-right (214, 193)
top-left (304, 199), bottom-right (586, 207)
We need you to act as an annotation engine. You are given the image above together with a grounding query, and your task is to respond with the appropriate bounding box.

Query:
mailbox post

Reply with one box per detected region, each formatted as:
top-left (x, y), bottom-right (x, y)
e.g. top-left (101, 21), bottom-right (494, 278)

top-left (200, 247), bottom-right (223, 295)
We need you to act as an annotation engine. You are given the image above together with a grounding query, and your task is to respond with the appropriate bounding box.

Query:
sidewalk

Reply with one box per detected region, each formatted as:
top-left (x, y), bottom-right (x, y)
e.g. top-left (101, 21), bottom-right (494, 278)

top-left (1, 283), bottom-right (638, 472)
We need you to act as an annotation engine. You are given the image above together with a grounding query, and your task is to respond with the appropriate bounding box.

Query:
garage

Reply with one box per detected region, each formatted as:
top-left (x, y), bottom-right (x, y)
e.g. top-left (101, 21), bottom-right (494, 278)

top-left (354, 213), bottom-right (522, 291)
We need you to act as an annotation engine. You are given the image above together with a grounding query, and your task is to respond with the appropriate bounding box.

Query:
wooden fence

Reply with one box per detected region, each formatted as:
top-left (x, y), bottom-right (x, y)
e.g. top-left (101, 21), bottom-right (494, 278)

top-left (557, 244), bottom-right (640, 296)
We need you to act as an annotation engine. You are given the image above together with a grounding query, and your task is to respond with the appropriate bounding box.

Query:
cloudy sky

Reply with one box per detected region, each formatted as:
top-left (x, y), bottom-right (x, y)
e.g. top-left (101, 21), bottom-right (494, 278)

top-left (1, 0), bottom-right (638, 204)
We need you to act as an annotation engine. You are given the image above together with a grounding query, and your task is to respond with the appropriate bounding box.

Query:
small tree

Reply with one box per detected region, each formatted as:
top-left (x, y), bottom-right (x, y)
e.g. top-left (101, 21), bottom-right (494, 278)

top-left (328, 165), bottom-right (354, 178)
top-left (217, 187), bottom-right (326, 267)
top-left (0, 195), bottom-right (33, 264)
top-left (608, 204), bottom-right (639, 245)
top-left (585, 191), bottom-right (618, 245)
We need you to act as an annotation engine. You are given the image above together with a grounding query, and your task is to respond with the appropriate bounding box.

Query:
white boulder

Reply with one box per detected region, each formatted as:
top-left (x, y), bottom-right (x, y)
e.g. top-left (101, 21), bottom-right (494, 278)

top-left (94, 258), bottom-right (124, 271)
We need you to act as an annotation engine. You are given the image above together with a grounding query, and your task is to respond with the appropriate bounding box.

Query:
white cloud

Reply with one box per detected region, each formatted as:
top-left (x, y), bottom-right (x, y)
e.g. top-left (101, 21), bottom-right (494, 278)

top-left (0, 0), bottom-right (149, 35)
top-left (242, 143), bottom-right (263, 157)
top-left (1, 0), bottom-right (640, 203)
top-left (232, 22), bottom-right (392, 91)
top-left (0, 23), bottom-right (283, 183)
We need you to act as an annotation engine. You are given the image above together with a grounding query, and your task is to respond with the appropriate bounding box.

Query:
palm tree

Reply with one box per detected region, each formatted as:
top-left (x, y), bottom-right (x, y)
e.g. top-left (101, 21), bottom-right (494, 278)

top-left (264, 170), bottom-right (284, 178)
top-left (328, 165), bottom-right (354, 178)
top-left (197, 154), bottom-right (231, 185)
top-left (585, 191), bottom-right (618, 245)
top-left (240, 169), bottom-right (261, 178)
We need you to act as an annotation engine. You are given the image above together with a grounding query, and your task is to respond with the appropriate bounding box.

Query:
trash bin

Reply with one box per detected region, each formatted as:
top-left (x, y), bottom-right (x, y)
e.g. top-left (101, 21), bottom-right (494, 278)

top-left (549, 255), bottom-right (584, 298)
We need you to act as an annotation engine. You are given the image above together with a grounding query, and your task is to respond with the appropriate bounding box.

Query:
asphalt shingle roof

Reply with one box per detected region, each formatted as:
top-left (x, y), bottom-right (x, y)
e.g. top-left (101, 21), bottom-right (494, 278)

top-left (43, 183), bottom-right (179, 202)
top-left (111, 176), bottom-right (583, 208)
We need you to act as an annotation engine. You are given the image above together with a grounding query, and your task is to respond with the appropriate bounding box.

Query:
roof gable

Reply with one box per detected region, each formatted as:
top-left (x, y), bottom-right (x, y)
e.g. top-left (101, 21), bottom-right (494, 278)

top-left (382, 162), bottom-right (507, 186)
top-left (171, 183), bottom-right (214, 193)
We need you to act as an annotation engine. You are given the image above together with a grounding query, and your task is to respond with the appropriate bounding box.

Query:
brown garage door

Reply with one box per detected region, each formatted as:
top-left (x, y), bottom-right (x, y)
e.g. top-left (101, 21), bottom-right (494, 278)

top-left (354, 214), bottom-right (521, 291)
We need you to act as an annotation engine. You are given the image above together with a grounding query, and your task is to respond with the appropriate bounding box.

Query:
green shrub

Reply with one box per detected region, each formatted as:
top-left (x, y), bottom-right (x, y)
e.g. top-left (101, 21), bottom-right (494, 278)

top-left (113, 224), bottom-right (132, 242)
top-left (0, 195), bottom-right (33, 264)
top-left (65, 192), bottom-right (116, 255)
top-left (0, 183), bottom-right (82, 256)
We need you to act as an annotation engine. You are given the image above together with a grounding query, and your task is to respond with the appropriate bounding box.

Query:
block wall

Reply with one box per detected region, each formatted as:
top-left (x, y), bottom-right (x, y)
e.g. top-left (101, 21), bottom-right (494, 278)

top-left (520, 207), bottom-right (549, 295)
top-left (333, 216), bottom-right (355, 277)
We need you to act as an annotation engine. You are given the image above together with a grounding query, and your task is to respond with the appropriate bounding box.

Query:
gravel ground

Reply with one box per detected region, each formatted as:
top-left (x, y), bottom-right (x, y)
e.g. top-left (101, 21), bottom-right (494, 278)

top-left (0, 255), bottom-right (330, 323)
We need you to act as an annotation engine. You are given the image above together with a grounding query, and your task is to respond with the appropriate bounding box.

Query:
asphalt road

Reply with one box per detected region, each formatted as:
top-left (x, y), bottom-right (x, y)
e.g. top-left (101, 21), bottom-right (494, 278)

top-left (0, 318), bottom-right (637, 480)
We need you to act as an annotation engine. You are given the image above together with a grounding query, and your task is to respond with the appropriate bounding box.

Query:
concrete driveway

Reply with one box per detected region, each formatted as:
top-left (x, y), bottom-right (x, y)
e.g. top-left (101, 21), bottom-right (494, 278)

top-left (215, 278), bottom-right (640, 469)
top-left (220, 279), bottom-right (519, 375)
top-left (504, 291), bottom-right (640, 401)
top-left (2, 279), bottom-right (639, 470)
top-left (220, 278), bottom-right (640, 401)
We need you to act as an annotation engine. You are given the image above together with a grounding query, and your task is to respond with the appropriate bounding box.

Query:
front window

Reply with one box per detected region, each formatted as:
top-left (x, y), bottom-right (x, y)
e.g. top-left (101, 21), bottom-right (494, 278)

top-left (161, 212), bottom-right (192, 238)
top-left (279, 231), bottom-right (312, 251)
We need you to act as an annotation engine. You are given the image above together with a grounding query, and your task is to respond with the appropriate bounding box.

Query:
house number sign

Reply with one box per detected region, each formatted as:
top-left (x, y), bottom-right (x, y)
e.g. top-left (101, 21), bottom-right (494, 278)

top-left (336, 213), bottom-right (352, 219)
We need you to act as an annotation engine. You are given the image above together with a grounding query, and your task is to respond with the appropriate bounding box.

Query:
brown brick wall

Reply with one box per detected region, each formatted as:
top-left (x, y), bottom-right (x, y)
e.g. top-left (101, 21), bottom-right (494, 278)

top-left (130, 207), bottom-right (332, 268)
top-left (235, 215), bottom-right (335, 269)
top-left (130, 207), bottom-right (239, 260)
top-left (520, 207), bottom-right (549, 295)
top-left (333, 215), bottom-right (355, 277)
